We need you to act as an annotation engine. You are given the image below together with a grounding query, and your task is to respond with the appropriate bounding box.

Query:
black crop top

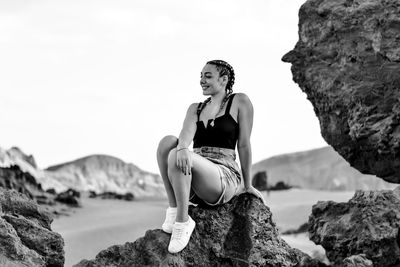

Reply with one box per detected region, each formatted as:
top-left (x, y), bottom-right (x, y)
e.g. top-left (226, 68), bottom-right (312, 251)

top-left (193, 94), bottom-right (239, 149)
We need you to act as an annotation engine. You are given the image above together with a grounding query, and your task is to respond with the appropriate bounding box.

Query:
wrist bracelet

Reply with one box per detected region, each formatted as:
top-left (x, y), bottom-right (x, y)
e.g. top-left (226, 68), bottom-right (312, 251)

top-left (177, 147), bottom-right (188, 152)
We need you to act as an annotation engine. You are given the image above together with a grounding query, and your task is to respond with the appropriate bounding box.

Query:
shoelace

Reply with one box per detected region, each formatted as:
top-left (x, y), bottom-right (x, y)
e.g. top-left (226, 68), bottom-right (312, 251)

top-left (172, 226), bottom-right (185, 240)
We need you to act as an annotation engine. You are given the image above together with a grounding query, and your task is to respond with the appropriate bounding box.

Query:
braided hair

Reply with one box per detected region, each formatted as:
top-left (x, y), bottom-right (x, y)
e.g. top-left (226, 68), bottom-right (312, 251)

top-left (206, 60), bottom-right (235, 95)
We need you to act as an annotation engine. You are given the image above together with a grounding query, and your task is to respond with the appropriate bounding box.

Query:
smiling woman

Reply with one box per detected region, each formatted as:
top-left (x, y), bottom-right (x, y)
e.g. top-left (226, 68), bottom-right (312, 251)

top-left (156, 59), bottom-right (266, 253)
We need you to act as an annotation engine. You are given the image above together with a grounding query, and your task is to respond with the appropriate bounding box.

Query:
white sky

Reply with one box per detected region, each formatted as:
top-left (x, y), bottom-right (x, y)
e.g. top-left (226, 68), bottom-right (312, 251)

top-left (0, 0), bottom-right (327, 173)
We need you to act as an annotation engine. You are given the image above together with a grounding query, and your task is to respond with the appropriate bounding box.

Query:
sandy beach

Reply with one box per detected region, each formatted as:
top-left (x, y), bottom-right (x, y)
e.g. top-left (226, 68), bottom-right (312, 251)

top-left (53, 189), bottom-right (355, 267)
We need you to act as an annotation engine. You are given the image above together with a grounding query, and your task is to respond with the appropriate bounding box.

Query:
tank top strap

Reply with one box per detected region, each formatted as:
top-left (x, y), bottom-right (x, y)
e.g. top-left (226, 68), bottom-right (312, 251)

top-left (225, 93), bottom-right (236, 115)
top-left (196, 102), bottom-right (203, 121)
top-left (197, 97), bottom-right (212, 121)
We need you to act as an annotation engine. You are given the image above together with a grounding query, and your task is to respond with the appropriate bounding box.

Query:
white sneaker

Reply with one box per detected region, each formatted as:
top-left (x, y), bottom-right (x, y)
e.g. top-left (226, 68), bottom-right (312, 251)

top-left (168, 216), bottom-right (196, 253)
top-left (162, 207), bottom-right (177, 233)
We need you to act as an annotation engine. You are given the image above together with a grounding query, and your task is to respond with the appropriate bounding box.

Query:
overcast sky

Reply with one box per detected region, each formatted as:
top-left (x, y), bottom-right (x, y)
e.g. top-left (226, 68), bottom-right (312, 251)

top-left (0, 0), bottom-right (327, 173)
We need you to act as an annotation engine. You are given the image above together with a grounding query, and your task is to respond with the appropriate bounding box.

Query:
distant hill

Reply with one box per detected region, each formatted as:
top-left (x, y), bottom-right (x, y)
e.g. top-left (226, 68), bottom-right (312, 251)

top-left (252, 146), bottom-right (397, 191)
top-left (0, 146), bottom-right (66, 192)
top-left (44, 154), bottom-right (165, 198)
top-left (0, 146), bottom-right (165, 198)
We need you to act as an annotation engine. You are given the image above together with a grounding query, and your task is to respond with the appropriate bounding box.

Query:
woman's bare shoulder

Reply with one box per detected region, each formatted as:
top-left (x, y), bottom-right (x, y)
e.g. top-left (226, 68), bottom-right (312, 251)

top-left (234, 93), bottom-right (252, 106)
top-left (186, 102), bottom-right (200, 115)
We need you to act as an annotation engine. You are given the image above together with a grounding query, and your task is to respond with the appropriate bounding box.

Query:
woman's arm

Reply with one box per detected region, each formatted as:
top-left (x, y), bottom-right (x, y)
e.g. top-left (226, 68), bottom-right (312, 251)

top-left (177, 103), bottom-right (198, 149)
top-left (176, 103), bottom-right (198, 175)
top-left (237, 93), bottom-right (253, 189)
top-left (237, 93), bottom-right (266, 204)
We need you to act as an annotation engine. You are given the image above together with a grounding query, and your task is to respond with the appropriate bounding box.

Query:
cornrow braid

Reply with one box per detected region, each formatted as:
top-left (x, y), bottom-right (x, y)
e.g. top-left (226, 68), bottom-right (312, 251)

top-left (207, 60), bottom-right (235, 95)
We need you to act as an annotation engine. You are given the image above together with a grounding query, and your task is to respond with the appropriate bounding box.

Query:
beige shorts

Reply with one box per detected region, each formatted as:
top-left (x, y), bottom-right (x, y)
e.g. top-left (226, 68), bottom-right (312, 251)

top-left (189, 146), bottom-right (242, 206)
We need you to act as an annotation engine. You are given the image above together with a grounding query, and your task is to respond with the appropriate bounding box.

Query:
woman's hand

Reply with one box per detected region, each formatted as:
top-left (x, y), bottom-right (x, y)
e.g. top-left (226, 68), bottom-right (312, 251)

top-left (176, 148), bottom-right (192, 175)
top-left (239, 185), bottom-right (267, 205)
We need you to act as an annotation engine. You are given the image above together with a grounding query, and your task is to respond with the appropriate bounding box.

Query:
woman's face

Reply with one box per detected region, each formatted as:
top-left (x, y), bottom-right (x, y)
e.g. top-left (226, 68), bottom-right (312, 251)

top-left (200, 64), bottom-right (226, 96)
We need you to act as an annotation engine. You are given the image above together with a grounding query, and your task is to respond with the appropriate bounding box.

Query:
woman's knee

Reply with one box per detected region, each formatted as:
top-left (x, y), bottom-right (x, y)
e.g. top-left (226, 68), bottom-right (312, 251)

top-left (157, 135), bottom-right (178, 157)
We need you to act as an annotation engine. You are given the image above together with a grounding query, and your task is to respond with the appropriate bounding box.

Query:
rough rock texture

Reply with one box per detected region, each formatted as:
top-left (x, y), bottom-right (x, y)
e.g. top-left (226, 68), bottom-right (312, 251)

top-left (282, 0), bottom-right (400, 183)
top-left (0, 188), bottom-right (64, 266)
top-left (309, 186), bottom-right (400, 266)
top-left (343, 254), bottom-right (373, 267)
top-left (74, 194), bottom-right (321, 267)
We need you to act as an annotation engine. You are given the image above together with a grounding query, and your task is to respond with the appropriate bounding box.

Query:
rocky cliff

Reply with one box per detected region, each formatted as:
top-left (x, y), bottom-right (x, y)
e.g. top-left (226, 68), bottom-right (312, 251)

top-left (0, 165), bottom-right (44, 200)
top-left (0, 146), bottom-right (67, 192)
top-left (283, 1), bottom-right (400, 266)
top-left (0, 164), bottom-right (83, 216)
top-left (282, 0), bottom-right (400, 183)
top-left (74, 194), bottom-right (323, 267)
top-left (0, 146), bottom-right (165, 198)
top-left (0, 188), bottom-right (64, 266)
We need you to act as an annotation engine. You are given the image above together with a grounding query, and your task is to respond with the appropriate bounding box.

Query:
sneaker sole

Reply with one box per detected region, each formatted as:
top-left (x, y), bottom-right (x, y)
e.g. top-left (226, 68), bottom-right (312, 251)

top-left (162, 224), bottom-right (173, 234)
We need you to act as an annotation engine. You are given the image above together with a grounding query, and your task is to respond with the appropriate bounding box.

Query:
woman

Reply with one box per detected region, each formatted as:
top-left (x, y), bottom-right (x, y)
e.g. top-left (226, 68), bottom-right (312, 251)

top-left (156, 60), bottom-right (265, 254)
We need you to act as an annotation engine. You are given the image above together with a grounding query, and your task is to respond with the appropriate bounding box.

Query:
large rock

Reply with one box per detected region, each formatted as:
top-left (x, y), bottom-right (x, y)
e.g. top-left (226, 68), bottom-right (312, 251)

top-left (309, 186), bottom-right (400, 266)
top-left (0, 188), bottom-right (65, 266)
top-left (74, 194), bottom-right (321, 267)
top-left (282, 0), bottom-right (400, 183)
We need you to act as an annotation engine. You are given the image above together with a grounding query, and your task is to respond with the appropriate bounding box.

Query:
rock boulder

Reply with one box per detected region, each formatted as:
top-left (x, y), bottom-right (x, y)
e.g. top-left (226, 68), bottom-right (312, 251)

top-left (74, 194), bottom-right (321, 267)
top-left (282, 0), bottom-right (400, 183)
top-left (0, 188), bottom-right (65, 266)
top-left (309, 186), bottom-right (400, 266)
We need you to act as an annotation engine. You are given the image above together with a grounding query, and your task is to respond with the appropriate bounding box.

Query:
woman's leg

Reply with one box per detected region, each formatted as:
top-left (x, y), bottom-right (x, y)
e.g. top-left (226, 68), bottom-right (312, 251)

top-left (157, 135), bottom-right (178, 207)
top-left (167, 149), bottom-right (224, 222)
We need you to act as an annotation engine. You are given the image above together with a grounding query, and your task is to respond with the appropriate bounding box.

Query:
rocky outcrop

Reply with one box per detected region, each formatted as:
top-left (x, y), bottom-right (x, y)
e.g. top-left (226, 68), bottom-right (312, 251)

top-left (282, 0), bottom-right (400, 183)
top-left (0, 165), bottom-right (83, 211)
top-left (252, 171), bottom-right (268, 191)
top-left (309, 186), bottom-right (400, 266)
top-left (89, 191), bottom-right (135, 201)
top-left (0, 146), bottom-right (68, 192)
top-left (0, 165), bottom-right (44, 200)
top-left (55, 188), bottom-right (81, 207)
top-left (74, 194), bottom-right (322, 267)
top-left (0, 187), bottom-right (64, 266)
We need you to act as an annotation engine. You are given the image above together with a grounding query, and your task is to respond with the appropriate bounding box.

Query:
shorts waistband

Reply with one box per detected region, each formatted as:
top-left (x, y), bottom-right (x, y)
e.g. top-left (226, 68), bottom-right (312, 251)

top-left (193, 146), bottom-right (236, 160)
